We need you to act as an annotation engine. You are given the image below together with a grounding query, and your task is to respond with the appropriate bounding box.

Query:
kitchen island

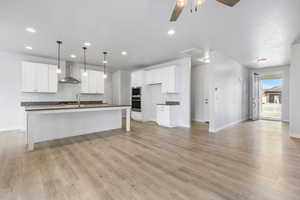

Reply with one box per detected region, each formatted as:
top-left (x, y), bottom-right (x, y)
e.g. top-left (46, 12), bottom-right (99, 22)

top-left (23, 102), bottom-right (131, 151)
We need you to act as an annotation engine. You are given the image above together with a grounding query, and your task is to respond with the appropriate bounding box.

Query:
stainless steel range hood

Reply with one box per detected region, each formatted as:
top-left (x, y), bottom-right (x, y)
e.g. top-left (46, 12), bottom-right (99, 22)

top-left (59, 61), bottom-right (80, 84)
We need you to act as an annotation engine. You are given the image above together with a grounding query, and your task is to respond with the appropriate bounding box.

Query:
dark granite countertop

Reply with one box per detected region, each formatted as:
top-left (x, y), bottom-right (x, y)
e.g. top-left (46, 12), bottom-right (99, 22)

top-left (24, 103), bottom-right (131, 111)
top-left (157, 101), bottom-right (180, 106)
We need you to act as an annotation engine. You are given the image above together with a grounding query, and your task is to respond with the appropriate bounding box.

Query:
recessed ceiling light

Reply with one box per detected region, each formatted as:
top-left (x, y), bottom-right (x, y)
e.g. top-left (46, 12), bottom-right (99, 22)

top-left (197, 57), bottom-right (210, 64)
top-left (84, 42), bottom-right (91, 47)
top-left (168, 29), bottom-right (176, 36)
top-left (26, 27), bottom-right (36, 33)
top-left (70, 54), bottom-right (77, 58)
top-left (25, 46), bottom-right (33, 50)
top-left (257, 58), bottom-right (270, 63)
top-left (121, 51), bottom-right (128, 56)
top-left (103, 60), bottom-right (108, 64)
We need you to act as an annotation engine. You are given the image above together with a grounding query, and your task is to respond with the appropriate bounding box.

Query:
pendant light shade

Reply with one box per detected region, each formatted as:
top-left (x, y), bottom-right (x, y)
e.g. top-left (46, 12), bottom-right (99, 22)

top-left (82, 47), bottom-right (88, 76)
top-left (103, 52), bottom-right (108, 79)
top-left (56, 41), bottom-right (62, 74)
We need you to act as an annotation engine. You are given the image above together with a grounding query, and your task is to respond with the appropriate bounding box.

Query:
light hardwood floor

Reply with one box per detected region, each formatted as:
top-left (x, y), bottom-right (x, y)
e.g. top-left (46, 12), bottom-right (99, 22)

top-left (1, 120), bottom-right (300, 200)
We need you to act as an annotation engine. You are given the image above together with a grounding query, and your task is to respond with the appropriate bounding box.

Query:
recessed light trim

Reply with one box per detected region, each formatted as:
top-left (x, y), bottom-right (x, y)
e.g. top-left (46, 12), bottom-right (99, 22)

top-left (84, 42), bottom-right (91, 47)
top-left (121, 51), bottom-right (128, 56)
top-left (168, 29), bottom-right (176, 36)
top-left (257, 58), bottom-right (270, 63)
top-left (197, 57), bottom-right (210, 64)
top-left (70, 54), bottom-right (77, 58)
top-left (26, 27), bottom-right (36, 33)
top-left (25, 46), bottom-right (33, 50)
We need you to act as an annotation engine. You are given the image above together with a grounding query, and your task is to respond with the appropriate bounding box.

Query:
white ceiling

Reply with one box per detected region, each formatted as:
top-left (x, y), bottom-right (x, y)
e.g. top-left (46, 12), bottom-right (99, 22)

top-left (0, 0), bottom-right (299, 70)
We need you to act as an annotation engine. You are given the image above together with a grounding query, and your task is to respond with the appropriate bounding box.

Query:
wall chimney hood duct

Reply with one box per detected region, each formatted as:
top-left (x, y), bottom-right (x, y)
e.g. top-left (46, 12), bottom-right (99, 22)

top-left (59, 61), bottom-right (81, 84)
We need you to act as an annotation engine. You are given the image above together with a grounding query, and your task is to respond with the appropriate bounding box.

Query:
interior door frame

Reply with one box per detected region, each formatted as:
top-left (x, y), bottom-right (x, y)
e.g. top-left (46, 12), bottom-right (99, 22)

top-left (251, 72), bottom-right (260, 120)
top-left (259, 73), bottom-right (283, 121)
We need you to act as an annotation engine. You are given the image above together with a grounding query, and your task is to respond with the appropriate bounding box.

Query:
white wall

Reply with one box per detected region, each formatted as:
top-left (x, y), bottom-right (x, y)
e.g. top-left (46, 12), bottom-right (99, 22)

top-left (191, 64), bottom-right (210, 122)
top-left (290, 43), bottom-right (300, 138)
top-left (209, 52), bottom-right (249, 132)
top-left (249, 65), bottom-right (290, 122)
top-left (142, 57), bottom-right (191, 128)
top-left (0, 51), bottom-right (113, 131)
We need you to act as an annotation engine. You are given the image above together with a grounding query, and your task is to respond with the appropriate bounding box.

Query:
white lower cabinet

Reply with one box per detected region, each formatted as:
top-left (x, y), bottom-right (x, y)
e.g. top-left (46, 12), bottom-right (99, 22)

top-left (22, 61), bottom-right (58, 93)
top-left (81, 69), bottom-right (104, 94)
top-left (156, 105), bottom-right (179, 128)
top-left (131, 111), bottom-right (143, 121)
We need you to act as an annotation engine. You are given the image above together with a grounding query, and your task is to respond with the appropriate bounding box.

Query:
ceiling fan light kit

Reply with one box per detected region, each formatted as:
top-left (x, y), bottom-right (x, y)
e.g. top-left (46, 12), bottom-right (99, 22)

top-left (170, 0), bottom-right (240, 22)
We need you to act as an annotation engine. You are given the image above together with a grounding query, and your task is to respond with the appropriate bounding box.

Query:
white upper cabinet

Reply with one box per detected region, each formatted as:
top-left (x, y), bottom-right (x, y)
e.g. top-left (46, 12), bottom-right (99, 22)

top-left (48, 65), bottom-right (58, 93)
top-left (161, 66), bottom-right (178, 93)
top-left (95, 71), bottom-right (105, 94)
top-left (36, 63), bottom-right (49, 92)
top-left (145, 66), bottom-right (178, 93)
top-left (145, 70), bottom-right (153, 85)
top-left (145, 68), bottom-right (163, 85)
top-left (80, 69), bottom-right (89, 93)
top-left (81, 69), bottom-right (104, 94)
top-left (131, 71), bottom-right (143, 87)
top-left (22, 62), bottom-right (36, 92)
top-left (21, 62), bottom-right (58, 93)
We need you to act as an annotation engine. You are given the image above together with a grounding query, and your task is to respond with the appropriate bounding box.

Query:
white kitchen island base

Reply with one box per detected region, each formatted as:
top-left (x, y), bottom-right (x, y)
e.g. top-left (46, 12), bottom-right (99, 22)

top-left (26, 106), bottom-right (131, 151)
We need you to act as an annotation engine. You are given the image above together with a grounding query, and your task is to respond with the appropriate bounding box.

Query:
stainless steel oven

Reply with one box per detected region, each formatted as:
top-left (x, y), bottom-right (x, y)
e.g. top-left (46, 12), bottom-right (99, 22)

top-left (132, 87), bottom-right (141, 112)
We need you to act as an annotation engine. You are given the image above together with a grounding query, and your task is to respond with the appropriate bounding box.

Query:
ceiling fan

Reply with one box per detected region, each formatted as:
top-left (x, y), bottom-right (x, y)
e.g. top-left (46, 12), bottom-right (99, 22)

top-left (170, 0), bottom-right (240, 22)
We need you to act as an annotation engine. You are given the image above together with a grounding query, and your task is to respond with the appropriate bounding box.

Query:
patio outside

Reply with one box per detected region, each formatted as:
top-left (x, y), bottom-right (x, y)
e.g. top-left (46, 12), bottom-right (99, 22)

top-left (261, 79), bottom-right (282, 120)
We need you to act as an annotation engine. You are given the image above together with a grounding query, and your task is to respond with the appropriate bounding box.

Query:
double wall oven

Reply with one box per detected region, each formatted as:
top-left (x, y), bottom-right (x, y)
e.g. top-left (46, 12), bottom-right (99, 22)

top-left (132, 87), bottom-right (141, 112)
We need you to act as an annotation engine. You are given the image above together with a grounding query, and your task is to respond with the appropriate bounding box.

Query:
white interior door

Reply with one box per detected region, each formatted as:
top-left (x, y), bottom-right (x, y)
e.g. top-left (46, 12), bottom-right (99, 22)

top-left (251, 73), bottom-right (260, 120)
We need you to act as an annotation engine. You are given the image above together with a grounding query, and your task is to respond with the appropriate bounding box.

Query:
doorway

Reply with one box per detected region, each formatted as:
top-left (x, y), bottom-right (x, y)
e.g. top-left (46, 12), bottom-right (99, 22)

top-left (251, 72), bottom-right (283, 121)
top-left (260, 74), bottom-right (282, 120)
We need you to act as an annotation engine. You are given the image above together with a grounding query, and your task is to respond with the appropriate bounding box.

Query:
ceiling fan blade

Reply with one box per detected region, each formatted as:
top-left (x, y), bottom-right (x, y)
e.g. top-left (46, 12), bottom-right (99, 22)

top-left (216, 0), bottom-right (240, 7)
top-left (170, 0), bottom-right (186, 22)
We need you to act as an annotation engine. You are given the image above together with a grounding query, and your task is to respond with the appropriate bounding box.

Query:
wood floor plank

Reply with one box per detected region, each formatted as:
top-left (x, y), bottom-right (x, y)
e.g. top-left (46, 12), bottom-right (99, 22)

top-left (0, 120), bottom-right (300, 199)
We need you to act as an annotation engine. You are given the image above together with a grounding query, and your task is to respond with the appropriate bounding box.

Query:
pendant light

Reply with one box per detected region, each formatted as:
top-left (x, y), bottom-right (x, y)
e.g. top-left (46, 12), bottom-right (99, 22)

top-left (82, 47), bottom-right (88, 76)
top-left (103, 52), bottom-right (108, 79)
top-left (56, 41), bottom-right (62, 74)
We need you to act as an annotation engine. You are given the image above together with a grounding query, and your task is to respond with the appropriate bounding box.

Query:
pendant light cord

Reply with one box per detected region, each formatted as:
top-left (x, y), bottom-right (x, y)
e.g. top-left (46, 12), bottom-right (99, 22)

top-left (103, 52), bottom-right (107, 75)
top-left (83, 47), bottom-right (87, 72)
top-left (56, 41), bottom-right (62, 70)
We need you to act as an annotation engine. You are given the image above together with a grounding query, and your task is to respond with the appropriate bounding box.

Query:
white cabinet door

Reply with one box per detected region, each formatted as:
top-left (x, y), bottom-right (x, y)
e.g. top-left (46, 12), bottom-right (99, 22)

top-left (131, 71), bottom-right (143, 87)
top-left (96, 71), bottom-right (104, 94)
top-left (81, 69), bottom-right (89, 93)
top-left (81, 70), bottom-right (104, 94)
top-left (152, 68), bottom-right (162, 84)
top-left (131, 72), bottom-right (137, 87)
top-left (157, 105), bottom-right (179, 127)
top-left (36, 63), bottom-right (49, 92)
top-left (146, 70), bottom-right (153, 85)
top-left (48, 65), bottom-right (58, 93)
top-left (162, 66), bottom-right (177, 93)
top-left (22, 62), bottom-right (36, 92)
top-left (88, 71), bottom-right (97, 93)
top-left (156, 105), bottom-right (170, 127)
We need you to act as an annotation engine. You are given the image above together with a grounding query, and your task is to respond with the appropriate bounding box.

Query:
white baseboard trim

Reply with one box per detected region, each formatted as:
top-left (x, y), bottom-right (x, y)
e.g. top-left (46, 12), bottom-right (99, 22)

top-left (192, 118), bottom-right (207, 123)
top-left (289, 131), bottom-right (300, 138)
top-left (0, 127), bottom-right (24, 133)
top-left (209, 118), bottom-right (248, 133)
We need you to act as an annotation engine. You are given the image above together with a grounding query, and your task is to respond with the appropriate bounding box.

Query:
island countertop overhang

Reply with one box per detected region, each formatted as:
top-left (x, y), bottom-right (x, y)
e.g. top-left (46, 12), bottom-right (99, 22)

top-left (24, 104), bottom-right (131, 112)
